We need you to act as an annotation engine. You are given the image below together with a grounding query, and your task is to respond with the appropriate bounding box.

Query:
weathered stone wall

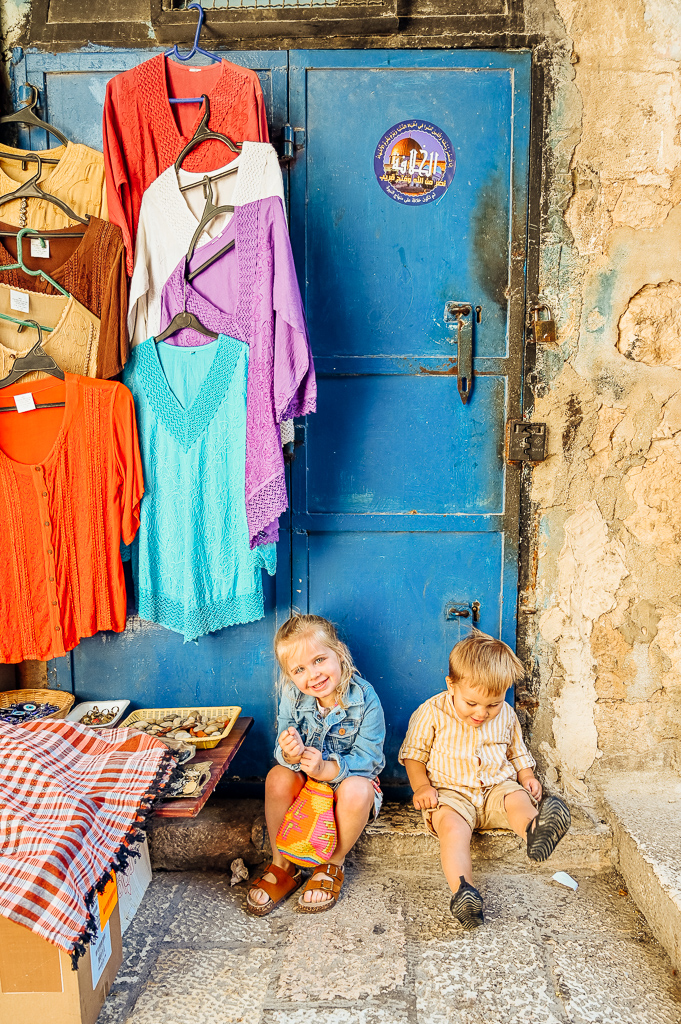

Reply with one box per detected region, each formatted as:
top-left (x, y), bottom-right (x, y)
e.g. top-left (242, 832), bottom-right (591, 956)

top-left (524, 0), bottom-right (681, 792)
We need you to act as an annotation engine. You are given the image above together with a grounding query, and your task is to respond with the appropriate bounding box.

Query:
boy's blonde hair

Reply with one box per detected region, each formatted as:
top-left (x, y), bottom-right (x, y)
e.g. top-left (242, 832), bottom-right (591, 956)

top-left (274, 614), bottom-right (357, 707)
top-left (447, 629), bottom-right (524, 697)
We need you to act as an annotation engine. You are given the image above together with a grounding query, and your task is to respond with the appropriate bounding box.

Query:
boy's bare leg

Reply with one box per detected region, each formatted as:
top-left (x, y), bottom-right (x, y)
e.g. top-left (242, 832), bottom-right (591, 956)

top-left (431, 805), bottom-right (474, 890)
top-left (250, 766), bottom-right (305, 906)
top-left (302, 776), bottom-right (375, 904)
top-left (504, 789), bottom-right (539, 839)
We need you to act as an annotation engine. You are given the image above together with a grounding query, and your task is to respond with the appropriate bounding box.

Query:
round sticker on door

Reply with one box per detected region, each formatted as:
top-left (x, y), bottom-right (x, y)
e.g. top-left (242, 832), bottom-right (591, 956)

top-left (374, 120), bottom-right (455, 205)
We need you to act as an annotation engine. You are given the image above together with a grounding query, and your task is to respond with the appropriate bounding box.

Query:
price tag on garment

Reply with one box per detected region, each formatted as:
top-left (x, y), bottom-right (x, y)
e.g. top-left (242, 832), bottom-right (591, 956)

top-left (14, 392), bottom-right (36, 413)
top-left (9, 289), bottom-right (29, 313)
top-left (30, 237), bottom-right (50, 258)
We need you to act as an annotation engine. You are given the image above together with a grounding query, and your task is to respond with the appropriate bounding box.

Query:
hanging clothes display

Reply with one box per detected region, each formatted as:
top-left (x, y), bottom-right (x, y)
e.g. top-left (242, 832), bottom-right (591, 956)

top-left (128, 142), bottom-right (284, 346)
top-left (0, 218), bottom-right (128, 377)
top-left (158, 195), bottom-right (316, 548)
top-left (0, 143), bottom-right (108, 226)
top-left (123, 334), bottom-right (275, 641)
top-left (103, 55), bottom-right (268, 271)
top-left (0, 286), bottom-right (100, 378)
top-left (0, 374), bottom-right (143, 663)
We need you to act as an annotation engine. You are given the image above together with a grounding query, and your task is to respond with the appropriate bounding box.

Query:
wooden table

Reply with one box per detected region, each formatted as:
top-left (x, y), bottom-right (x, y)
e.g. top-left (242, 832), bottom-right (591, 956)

top-left (154, 716), bottom-right (254, 819)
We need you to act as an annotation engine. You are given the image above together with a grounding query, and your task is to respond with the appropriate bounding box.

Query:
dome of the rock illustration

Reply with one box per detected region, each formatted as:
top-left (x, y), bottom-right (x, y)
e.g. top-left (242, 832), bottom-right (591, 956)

top-left (390, 137), bottom-right (420, 160)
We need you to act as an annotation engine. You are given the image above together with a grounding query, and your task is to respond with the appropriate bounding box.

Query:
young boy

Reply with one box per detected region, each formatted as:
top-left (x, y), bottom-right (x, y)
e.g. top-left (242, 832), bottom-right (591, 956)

top-left (399, 630), bottom-right (571, 930)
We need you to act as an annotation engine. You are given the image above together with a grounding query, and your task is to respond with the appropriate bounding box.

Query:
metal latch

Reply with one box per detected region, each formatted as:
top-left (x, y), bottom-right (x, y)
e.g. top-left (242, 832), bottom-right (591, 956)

top-left (506, 420), bottom-right (547, 463)
top-left (445, 601), bottom-right (481, 623)
top-left (528, 304), bottom-right (556, 345)
top-left (444, 301), bottom-right (474, 405)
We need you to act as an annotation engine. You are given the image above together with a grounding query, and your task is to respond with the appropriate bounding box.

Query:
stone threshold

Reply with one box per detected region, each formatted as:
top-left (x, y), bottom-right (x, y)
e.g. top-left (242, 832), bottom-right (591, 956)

top-left (598, 768), bottom-right (681, 972)
top-left (148, 797), bottom-right (615, 876)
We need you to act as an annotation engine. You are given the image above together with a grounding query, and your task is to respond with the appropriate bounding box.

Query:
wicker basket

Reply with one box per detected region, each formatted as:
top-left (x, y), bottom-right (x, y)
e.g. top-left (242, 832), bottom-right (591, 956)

top-left (120, 705), bottom-right (241, 750)
top-left (0, 688), bottom-right (75, 721)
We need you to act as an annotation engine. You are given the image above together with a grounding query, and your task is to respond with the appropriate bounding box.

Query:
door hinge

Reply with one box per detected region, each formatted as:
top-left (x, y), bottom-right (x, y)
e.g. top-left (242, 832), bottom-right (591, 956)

top-left (506, 420), bottom-right (547, 463)
top-left (281, 125), bottom-right (305, 162)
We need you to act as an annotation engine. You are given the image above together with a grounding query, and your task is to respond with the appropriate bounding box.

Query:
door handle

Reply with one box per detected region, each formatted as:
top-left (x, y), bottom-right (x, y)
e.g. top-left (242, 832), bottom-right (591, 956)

top-left (445, 601), bottom-right (481, 623)
top-left (444, 302), bottom-right (474, 405)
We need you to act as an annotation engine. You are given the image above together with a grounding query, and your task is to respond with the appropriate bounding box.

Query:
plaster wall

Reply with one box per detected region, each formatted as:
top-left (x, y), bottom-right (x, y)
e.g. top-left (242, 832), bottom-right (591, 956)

top-left (524, 0), bottom-right (681, 790)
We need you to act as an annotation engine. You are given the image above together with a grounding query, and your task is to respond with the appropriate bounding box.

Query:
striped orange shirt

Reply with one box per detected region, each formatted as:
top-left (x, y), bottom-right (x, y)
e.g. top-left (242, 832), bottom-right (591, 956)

top-left (399, 691), bottom-right (535, 805)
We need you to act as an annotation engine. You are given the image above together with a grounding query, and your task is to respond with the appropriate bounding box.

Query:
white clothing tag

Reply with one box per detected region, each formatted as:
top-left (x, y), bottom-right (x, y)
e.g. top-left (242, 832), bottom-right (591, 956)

top-left (30, 237), bottom-right (50, 258)
top-left (10, 289), bottom-right (29, 313)
top-left (14, 392), bottom-right (36, 413)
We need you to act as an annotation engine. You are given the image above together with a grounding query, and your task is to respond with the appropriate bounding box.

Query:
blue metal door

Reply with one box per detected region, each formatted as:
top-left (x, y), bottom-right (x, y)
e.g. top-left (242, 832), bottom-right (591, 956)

top-left (288, 51), bottom-right (531, 782)
top-left (10, 48), bottom-right (531, 784)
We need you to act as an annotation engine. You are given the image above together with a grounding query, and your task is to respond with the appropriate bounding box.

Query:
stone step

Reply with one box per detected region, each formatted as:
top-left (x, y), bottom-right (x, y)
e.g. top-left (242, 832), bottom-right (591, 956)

top-left (599, 768), bottom-right (681, 971)
top-left (148, 798), bottom-right (615, 876)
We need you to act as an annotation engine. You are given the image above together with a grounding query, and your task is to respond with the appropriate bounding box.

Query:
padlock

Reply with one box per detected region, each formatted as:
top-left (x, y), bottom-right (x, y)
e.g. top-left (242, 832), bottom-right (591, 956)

top-left (530, 304), bottom-right (556, 344)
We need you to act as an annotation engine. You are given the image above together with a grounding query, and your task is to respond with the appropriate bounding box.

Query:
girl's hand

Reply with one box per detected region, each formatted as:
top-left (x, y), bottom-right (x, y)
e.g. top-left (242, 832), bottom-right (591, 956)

top-left (279, 727), bottom-right (305, 761)
top-left (299, 746), bottom-right (324, 778)
top-left (522, 775), bottom-right (543, 801)
top-left (412, 783), bottom-right (439, 810)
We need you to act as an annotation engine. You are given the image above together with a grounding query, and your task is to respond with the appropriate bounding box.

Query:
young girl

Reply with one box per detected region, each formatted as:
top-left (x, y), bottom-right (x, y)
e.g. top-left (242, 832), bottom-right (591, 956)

top-left (247, 614), bottom-right (385, 916)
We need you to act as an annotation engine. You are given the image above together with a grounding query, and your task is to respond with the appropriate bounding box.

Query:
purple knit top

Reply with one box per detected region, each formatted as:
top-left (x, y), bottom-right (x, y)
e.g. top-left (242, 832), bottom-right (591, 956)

top-left (158, 196), bottom-right (316, 547)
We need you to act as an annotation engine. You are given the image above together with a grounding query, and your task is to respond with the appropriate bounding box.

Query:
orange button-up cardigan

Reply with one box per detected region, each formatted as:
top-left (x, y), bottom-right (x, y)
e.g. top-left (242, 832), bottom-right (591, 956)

top-left (0, 374), bottom-right (143, 663)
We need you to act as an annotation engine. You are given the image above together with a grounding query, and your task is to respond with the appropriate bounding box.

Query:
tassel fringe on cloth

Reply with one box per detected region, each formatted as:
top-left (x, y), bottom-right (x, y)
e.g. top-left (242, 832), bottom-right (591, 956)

top-left (0, 719), bottom-right (176, 967)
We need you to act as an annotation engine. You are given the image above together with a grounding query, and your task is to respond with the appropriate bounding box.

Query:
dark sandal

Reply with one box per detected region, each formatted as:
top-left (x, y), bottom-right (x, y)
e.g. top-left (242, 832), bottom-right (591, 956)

top-left (298, 862), bottom-right (344, 914)
top-left (450, 875), bottom-right (485, 930)
top-left (526, 795), bottom-right (571, 862)
top-left (246, 862), bottom-right (302, 916)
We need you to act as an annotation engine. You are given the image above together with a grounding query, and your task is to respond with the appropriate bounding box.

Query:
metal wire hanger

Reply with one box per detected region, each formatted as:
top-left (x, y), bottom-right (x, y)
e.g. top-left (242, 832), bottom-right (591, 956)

top-left (0, 319), bottom-right (66, 412)
top-left (166, 3), bottom-right (221, 105)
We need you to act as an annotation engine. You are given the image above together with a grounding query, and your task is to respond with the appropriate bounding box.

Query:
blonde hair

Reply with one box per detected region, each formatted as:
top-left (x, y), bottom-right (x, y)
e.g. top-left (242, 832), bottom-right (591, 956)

top-left (447, 629), bottom-right (524, 697)
top-left (274, 614), bottom-right (357, 707)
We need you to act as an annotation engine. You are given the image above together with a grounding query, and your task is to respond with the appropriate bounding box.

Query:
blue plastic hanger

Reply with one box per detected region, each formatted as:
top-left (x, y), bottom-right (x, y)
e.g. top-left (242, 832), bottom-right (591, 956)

top-left (165, 4), bottom-right (221, 105)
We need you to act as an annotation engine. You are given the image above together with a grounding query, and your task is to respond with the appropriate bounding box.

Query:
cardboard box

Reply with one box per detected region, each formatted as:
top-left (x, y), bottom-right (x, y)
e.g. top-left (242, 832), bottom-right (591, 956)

top-left (0, 898), bottom-right (122, 1024)
top-left (116, 835), bottom-right (152, 935)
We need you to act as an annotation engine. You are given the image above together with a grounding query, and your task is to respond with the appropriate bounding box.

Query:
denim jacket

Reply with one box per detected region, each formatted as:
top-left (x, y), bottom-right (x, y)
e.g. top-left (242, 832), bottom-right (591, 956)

top-left (274, 674), bottom-right (386, 785)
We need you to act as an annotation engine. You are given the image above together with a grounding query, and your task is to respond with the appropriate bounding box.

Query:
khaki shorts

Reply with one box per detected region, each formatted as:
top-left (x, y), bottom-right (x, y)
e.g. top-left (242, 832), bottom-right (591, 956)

top-left (422, 780), bottom-right (527, 835)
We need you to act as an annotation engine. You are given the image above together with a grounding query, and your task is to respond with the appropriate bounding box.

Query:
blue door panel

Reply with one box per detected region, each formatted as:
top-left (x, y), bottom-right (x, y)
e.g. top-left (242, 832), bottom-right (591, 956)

top-left (303, 65), bottom-right (514, 359)
top-left (14, 50), bottom-right (288, 153)
top-left (306, 530), bottom-right (503, 771)
top-left (307, 375), bottom-right (505, 515)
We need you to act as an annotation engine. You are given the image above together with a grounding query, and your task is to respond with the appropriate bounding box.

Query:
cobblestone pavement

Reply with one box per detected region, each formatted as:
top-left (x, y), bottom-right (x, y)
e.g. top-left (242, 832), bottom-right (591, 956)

top-left (98, 867), bottom-right (681, 1024)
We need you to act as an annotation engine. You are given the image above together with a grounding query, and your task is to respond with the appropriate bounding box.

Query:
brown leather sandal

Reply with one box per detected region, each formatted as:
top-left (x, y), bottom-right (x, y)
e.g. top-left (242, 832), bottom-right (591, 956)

top-left (246, 862), bottom-right (302, 917)
top-left (297, 862), bottom-right (344, 914)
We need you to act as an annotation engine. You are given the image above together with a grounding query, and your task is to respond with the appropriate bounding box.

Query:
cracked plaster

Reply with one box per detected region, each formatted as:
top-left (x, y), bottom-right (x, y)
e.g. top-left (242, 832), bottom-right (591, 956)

top-left (526, 0), bottom-right (681, 790)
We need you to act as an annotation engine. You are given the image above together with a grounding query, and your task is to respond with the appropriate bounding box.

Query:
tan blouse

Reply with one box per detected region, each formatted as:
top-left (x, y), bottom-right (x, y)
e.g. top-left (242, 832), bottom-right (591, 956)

top-left (0, 285), bottom-right (100, 381)
top-left (0, 142), bottom-right (108, 228)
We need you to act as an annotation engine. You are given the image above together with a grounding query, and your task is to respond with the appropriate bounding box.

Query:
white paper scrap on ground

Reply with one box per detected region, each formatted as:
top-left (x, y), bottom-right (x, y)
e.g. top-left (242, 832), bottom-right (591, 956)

top-left (552, 871), bottom-right (578, 890)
